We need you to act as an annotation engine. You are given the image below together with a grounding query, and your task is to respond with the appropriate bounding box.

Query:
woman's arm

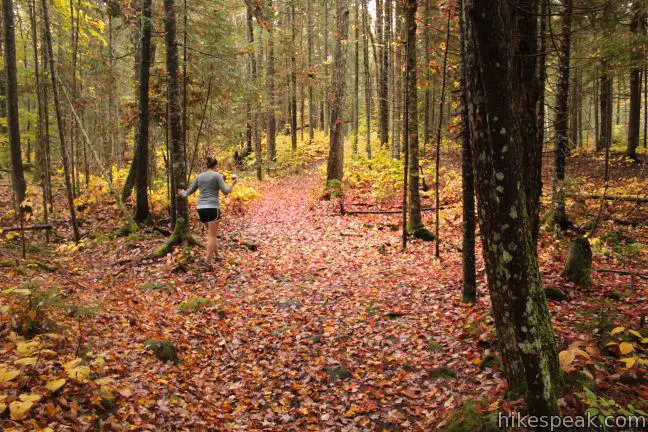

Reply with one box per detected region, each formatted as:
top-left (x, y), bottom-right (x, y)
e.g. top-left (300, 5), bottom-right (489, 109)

top-left (178, 177), bottom-right (199, 197)
top-left (217, 173), bottom-right (236, 195)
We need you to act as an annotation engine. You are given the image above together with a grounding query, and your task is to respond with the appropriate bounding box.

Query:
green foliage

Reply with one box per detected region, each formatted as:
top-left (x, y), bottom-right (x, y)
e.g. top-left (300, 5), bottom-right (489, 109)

top-left (345, 150), bottom-right (404, 201)
top-left (579, 386), bottom-right (648, 428)
top-left (178, 297), bottom-right (213, 313)
top-left (1, 282), bottom-right (64, 335)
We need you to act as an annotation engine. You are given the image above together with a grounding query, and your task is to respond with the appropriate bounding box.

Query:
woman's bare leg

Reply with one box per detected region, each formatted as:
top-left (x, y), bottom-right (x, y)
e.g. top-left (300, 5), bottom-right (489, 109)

top-left (207, 221), bottom-right (219, 261)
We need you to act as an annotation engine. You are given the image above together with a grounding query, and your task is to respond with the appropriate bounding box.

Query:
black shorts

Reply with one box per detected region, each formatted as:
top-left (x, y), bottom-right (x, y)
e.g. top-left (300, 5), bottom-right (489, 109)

top-left (197, 208), bottom-right (221, 223)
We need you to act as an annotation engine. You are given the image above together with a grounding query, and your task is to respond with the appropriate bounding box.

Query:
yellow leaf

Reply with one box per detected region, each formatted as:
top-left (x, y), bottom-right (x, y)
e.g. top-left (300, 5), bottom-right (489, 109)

top-left (19, 393), bottom-right (42, 403)
top-left (9, 400), bottom-right (34, 420)
top-left (16, 340), bottom-right (40, 357)
top-left (619, 342), bottom-right (634, 355)
top-left (619, 357), bottom-right (637, 368)
top-left (559, 350), bottom-right (576, 369)
top-left (611, 326), bottom-right (625, 335)
top-left (641, 338), bottom-right (648, 344)
top-left (67, 365), bottom-right (91, 382)
top-left (14, 357), bottom-right (37, 366)
top-left (0, 402), bottom-right (5, 414)
top-left (0, 367), bottom-right (21, 382)
top-left (95, 377), bottom-right (113, 385)
top-left (45, 378), bottom-right (66, 392)
top-left (628, 330), bottom-right (642, 338)
top-left (63, 358), bottom-right (82, 370)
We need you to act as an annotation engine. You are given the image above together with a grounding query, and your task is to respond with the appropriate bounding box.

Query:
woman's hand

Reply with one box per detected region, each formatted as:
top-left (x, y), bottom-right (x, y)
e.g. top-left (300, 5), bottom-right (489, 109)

top-left (231, 174), bottom-right (238, 185)
top-left (176, 189), bottom-right (186, 197)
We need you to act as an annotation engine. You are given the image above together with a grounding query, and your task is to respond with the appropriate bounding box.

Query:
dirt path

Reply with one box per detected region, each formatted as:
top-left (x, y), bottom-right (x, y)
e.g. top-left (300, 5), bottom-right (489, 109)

top-left (57, 170), bottom-right (495, 431)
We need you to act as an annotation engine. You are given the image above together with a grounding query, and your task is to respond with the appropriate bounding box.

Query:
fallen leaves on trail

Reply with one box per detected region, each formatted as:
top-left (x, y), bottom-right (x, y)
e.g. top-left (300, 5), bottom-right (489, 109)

top-left (0, 152), bottom-right (646, 430)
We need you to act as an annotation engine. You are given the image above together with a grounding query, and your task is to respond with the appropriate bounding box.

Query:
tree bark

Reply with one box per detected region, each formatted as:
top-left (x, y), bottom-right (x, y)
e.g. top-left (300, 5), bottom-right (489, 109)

top-left (463, 0), bottom-right (561, 416)
top-left (406, 0), bottom-right (424, 234)
top-left (326, 0), bottom-right (349, 184)
top-left (627, 0), bottom-right (645, 161)
top-left (266, 0), bottom-right (276, 162)
top-left (459, 0), bottom-right (476, 304)
top-left (362, 0), bottom-right (372, 159)
top-left (155, 0), bottom-right (194, 256)
top-left (552, 0), bottom-right (572, 231)
top-left (379, 0), bottom-right (390, 148)
top-left (353, 0), bottom-right (359, 155)
top-left (3, 0), bottom-right (27, 209)
top-left (307, 0), bottom-right (314, 141)
top-left (599, 65), bottom-right (613, 151)
top-left (290, 1), bottom-right (297, 153)
top-left (134, 0), bottom-right (153, 223)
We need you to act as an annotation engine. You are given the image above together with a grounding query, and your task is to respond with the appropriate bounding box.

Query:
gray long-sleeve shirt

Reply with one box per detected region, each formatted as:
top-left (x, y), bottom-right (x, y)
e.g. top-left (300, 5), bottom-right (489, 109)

top-left (182, 171), bottom-right (233, 209)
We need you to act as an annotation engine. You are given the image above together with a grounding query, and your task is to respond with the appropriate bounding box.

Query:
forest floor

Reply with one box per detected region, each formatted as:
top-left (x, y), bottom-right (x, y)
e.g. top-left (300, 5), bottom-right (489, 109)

top-left (0, 150), bottom-right (647, 431)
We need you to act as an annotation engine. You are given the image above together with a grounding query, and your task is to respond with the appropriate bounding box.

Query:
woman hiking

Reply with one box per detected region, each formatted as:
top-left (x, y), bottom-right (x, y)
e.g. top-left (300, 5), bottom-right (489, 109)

top-left (177, 157), bottom-right (237, 263)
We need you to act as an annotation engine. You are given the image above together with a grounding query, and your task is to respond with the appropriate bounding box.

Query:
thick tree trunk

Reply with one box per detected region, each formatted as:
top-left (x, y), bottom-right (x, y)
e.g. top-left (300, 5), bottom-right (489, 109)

top-left (3, 0), bottom-right (27, 208)
top-left (248, 7), bottom-right (262, 180)
top-left (627, 0), bottom-right (645, 161)
top-left (405, 0), bottom-right (424, 235)
top-left (322, 0), bottom-right (329, 132)
top-left (155, 0), bottom-right (194, 256)
top-left (463, 0), bottom-right (561, 416)
top-left (459, 0), bottom-right (476, 304)
top-left (552, 0), bottom-right (572, 231)
top-left (326, 0), bottom-right (349, 184)
top-left (134, 0), bottom-right (152, 223)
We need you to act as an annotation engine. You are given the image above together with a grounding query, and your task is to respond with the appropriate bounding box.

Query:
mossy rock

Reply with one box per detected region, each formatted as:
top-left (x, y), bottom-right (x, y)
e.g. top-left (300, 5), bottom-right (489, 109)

top-left (115, 224), bottom-right (137, 238)
top-left (429, 366), bottom-right (457, 380)
top-left (144, 339), bottom-right (179, 362)
top-left (0, 259), bottom-right (16, 268)
top-left (479, 354), bottom-right (501, 371)
top-left (178, 297), bottom-right (213, 313)
top-left (325, 365), bottom-right (351, 382)
top-left (426, 340), bottom-right (442, 352)
top-left (544, 287), bottom-right (568, 302)
top-left (411, 227), bottom-right (435, 242)
top-left (605, 290), bottom-right (627, 300)
top-left (140, 281), bottom-right (167, 292)
top-left (444, 401), bottom-right (499, 432)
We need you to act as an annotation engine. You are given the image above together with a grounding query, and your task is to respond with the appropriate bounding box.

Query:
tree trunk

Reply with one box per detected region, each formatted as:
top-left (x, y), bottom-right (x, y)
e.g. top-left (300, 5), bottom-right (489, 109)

top-left (41, 0), bottom-right (80, 242)
top-left (392, 0), bottom-right (402, 159)
top-left (362, 0), bottom-right (372, 159)
top-left (459, 0), bottom-right (476, 304)
top-left (307, 0), bottom-right (314, 141)
top-left (266, 0), bottom-right (276, 162)
top-left (154, 0), bottom-right (194, 256)
top-left (423, 0), bottom-right (431, 152)
top-left (406, 0), bottom-right (425, 236)
top-left (248, 7), bottom-right (262, 180)
top-left (379, 0), bottom-right (390, 148)
top-left (322, 0), bottom-right (329, 132)
top-left (463, 0), bottom-right (561, 416)
top-left (290, 1), bottom-right (297, 153)
top-left (552, 0), bottom-right (572, 231)
top-left (134, 0), bottom-right (152, 223)
top-left (627, 0), bottom-right (645, 161)
top-left (3, 0), bottom-right (27, 209)
top-left (353, 0), bottom-right (359, 155)
top-left (599, 65), bottom-right (613, 151)
top-left (326, 0), bottom-right (349, 184)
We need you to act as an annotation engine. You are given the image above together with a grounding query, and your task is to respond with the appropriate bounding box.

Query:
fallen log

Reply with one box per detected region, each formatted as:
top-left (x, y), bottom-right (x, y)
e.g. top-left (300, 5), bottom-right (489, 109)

top-left (594, 268), bottom-right (648, 280)
top-left (566, 193), bottom-right (648, 203)
top-left (344, 207), bottom-right (438, 215)
top-left (0, 224), bottom-right (53, 233)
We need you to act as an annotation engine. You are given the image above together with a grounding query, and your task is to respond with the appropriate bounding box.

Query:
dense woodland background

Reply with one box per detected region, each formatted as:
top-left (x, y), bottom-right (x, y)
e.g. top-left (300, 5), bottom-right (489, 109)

top-left (0, 0), bottom-right (647, 429)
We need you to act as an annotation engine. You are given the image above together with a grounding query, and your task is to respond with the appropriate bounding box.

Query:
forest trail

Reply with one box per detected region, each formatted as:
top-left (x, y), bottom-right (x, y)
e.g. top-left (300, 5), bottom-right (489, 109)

top-left (65, 169), bottom-right (496, 430)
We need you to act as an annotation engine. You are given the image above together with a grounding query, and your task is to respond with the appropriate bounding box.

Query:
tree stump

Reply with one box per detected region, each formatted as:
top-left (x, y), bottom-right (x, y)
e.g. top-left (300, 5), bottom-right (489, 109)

top-left (562, 237), bottom-right (592, 286)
